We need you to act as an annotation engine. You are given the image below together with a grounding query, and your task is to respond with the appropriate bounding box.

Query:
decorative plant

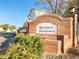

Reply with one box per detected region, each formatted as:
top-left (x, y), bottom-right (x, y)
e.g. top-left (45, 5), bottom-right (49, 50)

top-left (0, 33), bottom-right (44, 59)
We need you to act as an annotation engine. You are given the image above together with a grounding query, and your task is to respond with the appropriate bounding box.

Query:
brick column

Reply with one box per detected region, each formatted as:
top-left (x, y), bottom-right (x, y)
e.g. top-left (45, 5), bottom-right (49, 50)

top-left (58, 40), bottom-right (62, 54)
top-left (74, 14), bottom-right (78, 47)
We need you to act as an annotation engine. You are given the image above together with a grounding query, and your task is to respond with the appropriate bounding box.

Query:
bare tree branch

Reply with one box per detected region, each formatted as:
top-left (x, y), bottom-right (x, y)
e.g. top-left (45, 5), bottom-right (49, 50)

top-left (34, 0), bottom-right (79, 16)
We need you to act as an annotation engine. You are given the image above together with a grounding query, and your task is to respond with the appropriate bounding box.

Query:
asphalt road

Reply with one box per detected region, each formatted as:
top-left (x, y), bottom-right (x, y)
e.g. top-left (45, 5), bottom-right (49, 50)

top-left (0, 32), bottom-right (16, 49)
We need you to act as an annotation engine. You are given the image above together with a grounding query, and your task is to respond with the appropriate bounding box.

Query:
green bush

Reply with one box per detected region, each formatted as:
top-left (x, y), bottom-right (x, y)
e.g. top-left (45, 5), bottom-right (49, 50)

top-left (0, 34), bottom-right (44, 59)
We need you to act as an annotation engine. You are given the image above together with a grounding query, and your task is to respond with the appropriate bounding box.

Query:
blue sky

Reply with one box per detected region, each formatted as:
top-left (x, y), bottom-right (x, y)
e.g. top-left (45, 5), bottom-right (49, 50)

top-left (0, 0), bottom-right (38, 28)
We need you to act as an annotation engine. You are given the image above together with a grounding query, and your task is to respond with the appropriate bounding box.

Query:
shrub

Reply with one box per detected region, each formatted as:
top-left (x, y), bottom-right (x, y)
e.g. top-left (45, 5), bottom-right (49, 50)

top-left (0, 34), bottom-right (44, 59)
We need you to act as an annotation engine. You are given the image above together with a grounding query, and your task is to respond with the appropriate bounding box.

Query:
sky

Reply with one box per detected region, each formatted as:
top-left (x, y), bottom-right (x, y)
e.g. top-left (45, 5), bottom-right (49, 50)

top-left (0, 0), bottom-right (38, 28)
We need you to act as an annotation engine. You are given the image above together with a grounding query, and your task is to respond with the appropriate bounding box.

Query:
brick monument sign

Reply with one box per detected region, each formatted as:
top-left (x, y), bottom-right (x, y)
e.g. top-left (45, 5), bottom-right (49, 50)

top-left (26, 9), bottom-right (78, 54)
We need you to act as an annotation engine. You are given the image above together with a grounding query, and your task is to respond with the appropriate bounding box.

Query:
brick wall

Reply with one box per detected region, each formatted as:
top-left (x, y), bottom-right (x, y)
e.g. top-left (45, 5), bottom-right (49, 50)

top-left (43, 39), bottom-right (58, 53)
top-left (28, 14), bottom-right (72, 37)
top-left (27, 14), bottom-right (73, 54)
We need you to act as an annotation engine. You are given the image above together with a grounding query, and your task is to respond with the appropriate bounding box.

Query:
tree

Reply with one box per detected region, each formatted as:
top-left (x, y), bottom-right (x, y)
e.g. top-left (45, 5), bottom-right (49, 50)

top-left (0, 24), bottom-right (9, 31)
top-left (69, 0), bottom-right (79, 8)
top-left (35, 0), bottom-right (70, 15)
top-left (10, 25), bottom-right (16, 31)
top-left (68, 0), bottom-right (79, 21)
top-left (72, 0), bottom-right (79, 22)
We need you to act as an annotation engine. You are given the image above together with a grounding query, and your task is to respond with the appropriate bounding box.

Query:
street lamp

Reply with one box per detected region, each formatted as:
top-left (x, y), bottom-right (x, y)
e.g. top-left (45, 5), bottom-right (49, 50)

top-left (70, 7), bottom-right (75, 13)
top-left (28, 15), bottom-right (31, 20)
top-left (27, 15), bottom-right (31, 34)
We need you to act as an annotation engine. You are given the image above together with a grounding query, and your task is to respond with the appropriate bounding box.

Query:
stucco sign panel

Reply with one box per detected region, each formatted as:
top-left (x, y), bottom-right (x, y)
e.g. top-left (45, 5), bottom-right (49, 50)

top-left (36, 22), bottom-right (57, 34)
